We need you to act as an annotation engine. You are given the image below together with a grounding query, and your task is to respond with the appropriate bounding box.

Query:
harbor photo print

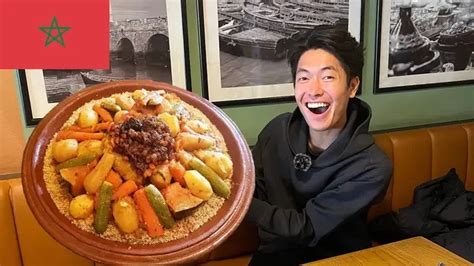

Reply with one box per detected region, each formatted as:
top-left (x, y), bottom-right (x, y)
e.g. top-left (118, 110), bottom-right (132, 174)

top-left (375, 0), bottom-right (474, 93)
top-left (200, 0), bottom-right (362, 105)
top-left (19, 0), bottom-right (187, 125)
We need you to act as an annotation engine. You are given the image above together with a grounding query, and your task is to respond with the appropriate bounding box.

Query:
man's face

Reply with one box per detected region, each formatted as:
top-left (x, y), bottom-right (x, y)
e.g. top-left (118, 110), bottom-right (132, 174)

top-left (294, 49), bottom-right (359, 132)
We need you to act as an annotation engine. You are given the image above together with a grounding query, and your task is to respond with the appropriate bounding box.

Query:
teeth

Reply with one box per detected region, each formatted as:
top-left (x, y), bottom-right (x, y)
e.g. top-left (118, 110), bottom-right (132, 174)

top-left (307, 102), bottom-right (328, 109)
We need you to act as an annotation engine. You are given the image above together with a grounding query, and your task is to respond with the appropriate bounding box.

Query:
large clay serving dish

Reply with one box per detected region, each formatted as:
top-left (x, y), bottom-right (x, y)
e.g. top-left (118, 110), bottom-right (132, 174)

top-left (21, 80), bottom-right (255, 264)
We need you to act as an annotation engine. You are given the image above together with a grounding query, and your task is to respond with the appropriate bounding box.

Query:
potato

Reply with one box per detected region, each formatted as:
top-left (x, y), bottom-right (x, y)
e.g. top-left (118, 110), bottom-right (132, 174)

top-left (158, 112), bottom-right (180, 137)
top-left (186, 120), bottom-right (209, 134)
top-left (69, 194), bottom-right (94, 219)
top-left (177, 132), bottom-right (215, 151)
top-left (176, 150), bottom-right (193, 169)
top-left (77, 140), bottom-right (103, 158)
top-left (150, 165), bottom-right (172, 189)
top-left (188, 157), bottom-right (230, 199)
top-left (53, 139), bottom-right (79, 162)
top-left (77, 109), bottom-right (98, 128)
top-left (184, 170), bottom-right (213, 200)
top-left (160, 98), bottom-right (173, 113)
top-left (114, 95), bottom-right (135, 110)
top-left (113, 110), bottom-right (129, 124)
top-left (101, 98), bottom-right (121, 113)
top-left (132, 89), bottom-right (148, 101)
top-left (112, 197), bottom-right (139, 233)
top-left (206, 155), bottom-right (233, 179)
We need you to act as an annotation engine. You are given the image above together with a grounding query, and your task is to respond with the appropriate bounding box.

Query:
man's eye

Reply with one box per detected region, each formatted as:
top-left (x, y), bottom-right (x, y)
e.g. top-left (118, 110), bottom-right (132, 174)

top-left (297, 76), bottom-right (308, 82)
top-left (322, 76), bottom-right (334, 80)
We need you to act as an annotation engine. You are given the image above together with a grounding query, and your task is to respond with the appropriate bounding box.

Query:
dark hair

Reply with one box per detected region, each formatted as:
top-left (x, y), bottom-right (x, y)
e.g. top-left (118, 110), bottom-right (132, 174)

top-left (288, 24), bottom-right (363, 85)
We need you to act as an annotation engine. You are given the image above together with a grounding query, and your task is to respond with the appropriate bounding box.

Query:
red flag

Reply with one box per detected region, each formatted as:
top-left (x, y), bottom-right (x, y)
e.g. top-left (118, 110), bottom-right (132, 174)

top-left (0, 0), bottom-right (109, 69)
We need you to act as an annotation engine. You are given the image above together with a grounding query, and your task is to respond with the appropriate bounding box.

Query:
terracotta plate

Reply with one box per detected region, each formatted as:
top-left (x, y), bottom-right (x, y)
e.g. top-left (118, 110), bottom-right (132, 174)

top-left (21, 80), bottom-right (255, 264)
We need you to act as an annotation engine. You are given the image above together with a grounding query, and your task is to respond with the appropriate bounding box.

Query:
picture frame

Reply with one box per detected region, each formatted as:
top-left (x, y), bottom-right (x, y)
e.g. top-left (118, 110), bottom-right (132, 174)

top-left (19, 0), bottom-right (190, 125)
top-left (374, 0), bottom-right (474, 94)
top-left (198, 0), bottom-right (363, 106)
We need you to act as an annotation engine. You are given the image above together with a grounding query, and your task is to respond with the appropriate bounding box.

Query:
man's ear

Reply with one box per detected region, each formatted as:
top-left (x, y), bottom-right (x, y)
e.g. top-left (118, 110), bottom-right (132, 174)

top-left (349, 76), bottom-right (360, 98)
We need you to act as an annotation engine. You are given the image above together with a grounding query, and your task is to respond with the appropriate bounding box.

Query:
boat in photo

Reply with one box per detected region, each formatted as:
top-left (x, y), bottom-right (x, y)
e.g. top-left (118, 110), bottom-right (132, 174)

top-left (216, 0), bottom-right (345, 60)
top-left (278, 2), bottom-right (341, 26)
top-left (284, 0), bottom-right (349, 22)
top-left (80, 71), bottom-right (130, 85)
top-left (218, 17), bottom-right (290, 60)
top-left (218, 3), bottom-right (243, 13)
top-left (436, 22), bottom-right (474, 70)
top-left (389, 6), bottom-right (440, 76)
top-left (242, 4), bottom-right (336, 31)
top-left (432, 0), bottom-right (457, 32)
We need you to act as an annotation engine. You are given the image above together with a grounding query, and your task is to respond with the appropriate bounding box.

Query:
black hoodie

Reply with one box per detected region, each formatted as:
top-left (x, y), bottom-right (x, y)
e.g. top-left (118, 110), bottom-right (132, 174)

top-left (246, 98), bottom-right (392, 260)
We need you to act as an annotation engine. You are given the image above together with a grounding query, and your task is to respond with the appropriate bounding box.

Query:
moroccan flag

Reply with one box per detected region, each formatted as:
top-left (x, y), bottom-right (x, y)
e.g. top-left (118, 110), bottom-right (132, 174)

top-left (0, 0), bottom-right (109, 69)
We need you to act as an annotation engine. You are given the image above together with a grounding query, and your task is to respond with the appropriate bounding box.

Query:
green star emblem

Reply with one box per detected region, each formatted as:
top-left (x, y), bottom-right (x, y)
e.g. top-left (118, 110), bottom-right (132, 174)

top-left (39, 16), bottom-right (71, 47)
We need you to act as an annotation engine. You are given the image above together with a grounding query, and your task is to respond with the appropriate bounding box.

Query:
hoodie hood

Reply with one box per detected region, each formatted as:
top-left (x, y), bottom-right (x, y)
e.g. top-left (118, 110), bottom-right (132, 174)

top-left (287, 98), bottom-right (374, 168)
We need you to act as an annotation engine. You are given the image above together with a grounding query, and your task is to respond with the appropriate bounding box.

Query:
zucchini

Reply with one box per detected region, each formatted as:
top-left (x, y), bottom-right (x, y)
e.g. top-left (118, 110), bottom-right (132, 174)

top-left (189, 157), bottom-right (230, 199)
top-left (144, 184), bottom-right (175, 229)
top-left (93, 181), bottom-right (114, 234)
top-left (55, 153), bottom-right (96, 171)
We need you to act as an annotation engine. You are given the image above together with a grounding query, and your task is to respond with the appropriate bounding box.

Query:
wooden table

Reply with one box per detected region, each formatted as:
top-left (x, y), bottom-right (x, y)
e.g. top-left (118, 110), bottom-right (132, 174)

top-left (305, 237), bottom-right (472, 266)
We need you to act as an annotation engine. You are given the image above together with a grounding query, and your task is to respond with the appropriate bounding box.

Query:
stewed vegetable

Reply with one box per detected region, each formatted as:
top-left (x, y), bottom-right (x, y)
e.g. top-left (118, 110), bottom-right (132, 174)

top-left (46, 89), bottom-right (233, 241)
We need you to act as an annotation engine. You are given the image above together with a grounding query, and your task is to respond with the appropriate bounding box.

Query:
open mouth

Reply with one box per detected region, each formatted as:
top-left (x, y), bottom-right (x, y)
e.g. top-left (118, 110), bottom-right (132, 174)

top-left (306, 102), bottom-right (329, 115)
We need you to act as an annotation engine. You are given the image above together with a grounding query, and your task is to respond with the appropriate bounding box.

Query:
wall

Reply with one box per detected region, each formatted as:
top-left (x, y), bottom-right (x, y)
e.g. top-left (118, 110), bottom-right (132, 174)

top-left (9, 0), bottom-right (474, 162)
top-left (0, 70), bottom-right (26, 176)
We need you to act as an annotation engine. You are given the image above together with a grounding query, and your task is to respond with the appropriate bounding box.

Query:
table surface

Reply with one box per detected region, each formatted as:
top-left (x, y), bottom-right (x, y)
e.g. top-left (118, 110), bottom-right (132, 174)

top-left (305, 237), bottom-right (472, 266)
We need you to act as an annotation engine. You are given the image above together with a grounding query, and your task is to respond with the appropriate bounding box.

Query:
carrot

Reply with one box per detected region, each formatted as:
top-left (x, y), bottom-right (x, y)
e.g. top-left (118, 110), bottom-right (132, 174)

top-left (133, 189), bottom-right (164, 237)
top-left (93, 122), bottom-right (112, 132)
top-left (56, 131), bottom-right (71, 139)
top-left (105, 169), bottom-right (122, 190)
top-left (68, 125), bottom-right (95, 133)
top-left (68, 122), bottom-right (112, 133)
top-left (169, 161), bottom-right (186, 187)
top-left (56, 131), bottom-right (104, 141)
top-left (112, 180), bottom-right (138, 200)
top-left (93, 104), bottom-right (114, 122)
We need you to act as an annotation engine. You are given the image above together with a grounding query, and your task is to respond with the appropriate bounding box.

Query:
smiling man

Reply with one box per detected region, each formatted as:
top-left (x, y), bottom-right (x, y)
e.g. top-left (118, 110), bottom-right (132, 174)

top-left (246, 25), bottom-right (393, 265)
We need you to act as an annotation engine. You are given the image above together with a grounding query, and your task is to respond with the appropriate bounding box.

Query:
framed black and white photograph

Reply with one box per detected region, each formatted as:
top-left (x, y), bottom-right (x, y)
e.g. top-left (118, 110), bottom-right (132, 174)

top-left (19, 0), bottom-right (188, 125)
top-left (374, 0), bottom-right (474, 93)
top-left (199, 0), bottom-right (363, 106)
